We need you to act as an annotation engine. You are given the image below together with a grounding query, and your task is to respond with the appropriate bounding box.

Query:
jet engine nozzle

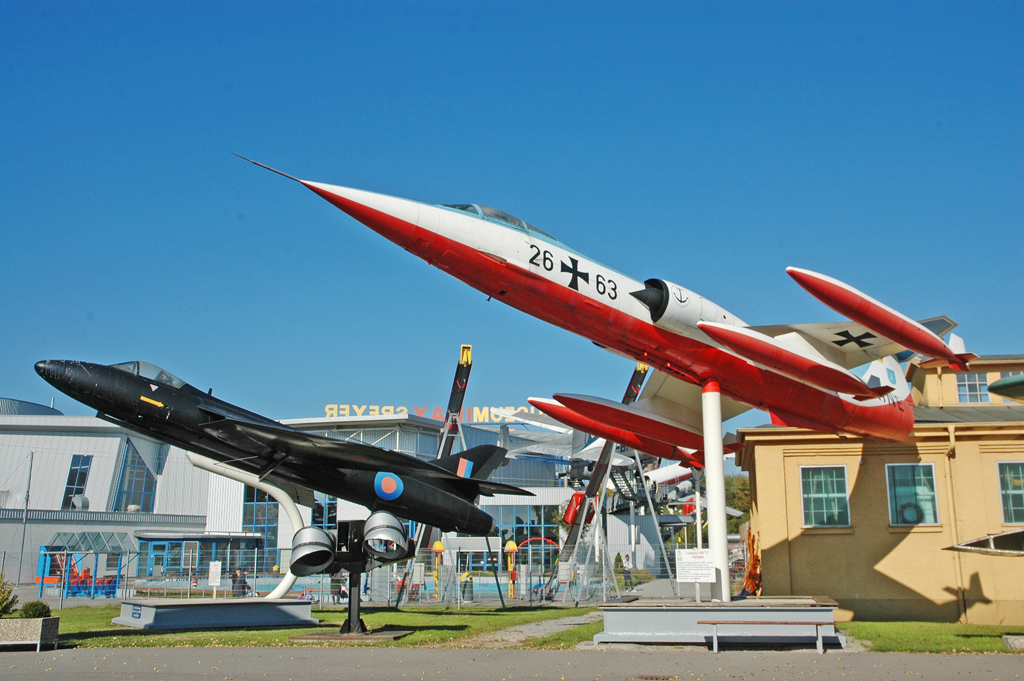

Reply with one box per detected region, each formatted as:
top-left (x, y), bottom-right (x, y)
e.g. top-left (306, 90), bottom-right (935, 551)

top-left (290, 526), bottom-right (337, 577)
top-left (630, 280), bottom-right (669, 322)
top-left (362, 511), bottom-right (409, 561)
top-left (631, 278), bottom-right (740, 336)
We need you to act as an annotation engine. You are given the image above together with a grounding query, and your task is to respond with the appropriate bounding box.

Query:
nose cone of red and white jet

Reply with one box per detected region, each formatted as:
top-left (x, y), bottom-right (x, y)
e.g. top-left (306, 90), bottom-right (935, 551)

top-left (300, 180), bottom-right (429, 249)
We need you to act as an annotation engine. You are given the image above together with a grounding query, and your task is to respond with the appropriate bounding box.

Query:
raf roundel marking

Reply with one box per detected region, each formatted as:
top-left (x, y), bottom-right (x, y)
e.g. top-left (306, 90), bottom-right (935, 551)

top-left (374, 472), bottom-right (404, 501)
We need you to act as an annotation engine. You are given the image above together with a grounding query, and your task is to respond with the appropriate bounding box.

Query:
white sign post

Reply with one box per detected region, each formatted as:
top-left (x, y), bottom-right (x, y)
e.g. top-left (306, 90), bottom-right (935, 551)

top-left (675, 549), bottom-right (715, 603)
top-left (209, 560), bottom-right (222, 599)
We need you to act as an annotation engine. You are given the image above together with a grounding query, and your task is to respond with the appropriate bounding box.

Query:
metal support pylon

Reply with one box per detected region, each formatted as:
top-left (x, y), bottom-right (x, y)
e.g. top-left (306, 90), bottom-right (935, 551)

top-left (547, 363), bottom-right (648, 596)
top-left (395, 345), bottom-right (473, 608)
top-left (631, 448), bottom-right (678, 597)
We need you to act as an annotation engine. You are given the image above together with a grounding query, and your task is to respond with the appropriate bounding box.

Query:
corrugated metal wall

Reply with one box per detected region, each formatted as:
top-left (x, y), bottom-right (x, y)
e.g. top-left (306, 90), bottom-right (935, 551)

top-left (204, 475), bottom-right (243, 533)
top-left (0, 426), bottom-right (124, 511)
top-left (155, 446), bottom-right (210, 517)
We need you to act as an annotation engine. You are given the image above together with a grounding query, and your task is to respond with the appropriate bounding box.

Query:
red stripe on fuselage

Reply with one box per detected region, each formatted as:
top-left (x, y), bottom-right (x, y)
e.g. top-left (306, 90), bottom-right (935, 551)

top-left (319, 193), bottom-right (913, 442)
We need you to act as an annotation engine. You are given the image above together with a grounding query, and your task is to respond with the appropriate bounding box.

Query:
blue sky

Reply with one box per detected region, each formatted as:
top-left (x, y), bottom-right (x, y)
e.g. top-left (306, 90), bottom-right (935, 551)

top-left (2, 2), bottom-right (1021, 437)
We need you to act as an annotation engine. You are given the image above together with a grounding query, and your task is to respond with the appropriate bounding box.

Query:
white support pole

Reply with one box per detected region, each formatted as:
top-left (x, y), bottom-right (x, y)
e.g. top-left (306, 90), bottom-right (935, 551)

top-left (186, 453), bottom-right (301, 600)
top-left (701, 381), bottom-right (730, 602)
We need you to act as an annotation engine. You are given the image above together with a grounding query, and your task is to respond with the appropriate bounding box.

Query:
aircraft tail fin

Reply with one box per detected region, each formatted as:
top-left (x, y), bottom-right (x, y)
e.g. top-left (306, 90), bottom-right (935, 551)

top-left (436, 444), bottom-right (509, 481)
top-left (860, 356), bottom-right (913, 404)
top-left (436, 445), bottom-right (534, 500)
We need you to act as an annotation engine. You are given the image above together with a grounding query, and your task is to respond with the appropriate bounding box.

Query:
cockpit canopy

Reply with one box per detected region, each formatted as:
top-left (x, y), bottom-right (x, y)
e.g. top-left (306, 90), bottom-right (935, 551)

top-left (110, 361), bottom-right (186, 389)
top-left (442, 204), bottom-right (553, 239)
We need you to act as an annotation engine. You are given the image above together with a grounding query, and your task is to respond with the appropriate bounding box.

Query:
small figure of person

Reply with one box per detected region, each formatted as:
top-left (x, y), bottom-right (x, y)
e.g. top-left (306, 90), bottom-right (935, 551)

top-left (330, 574), bottom-right (343, 604)
top-left (231, 568), bottom-right (246, 598)
top-left (622, 553), bottom-right (634, 589)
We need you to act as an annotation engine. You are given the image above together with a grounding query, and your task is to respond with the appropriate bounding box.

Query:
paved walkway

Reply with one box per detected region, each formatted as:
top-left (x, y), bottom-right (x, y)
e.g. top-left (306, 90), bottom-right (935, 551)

top-left (3, 646), bottom-right (1021, 680)
top-left (434, 610), bottom-right (604, 648)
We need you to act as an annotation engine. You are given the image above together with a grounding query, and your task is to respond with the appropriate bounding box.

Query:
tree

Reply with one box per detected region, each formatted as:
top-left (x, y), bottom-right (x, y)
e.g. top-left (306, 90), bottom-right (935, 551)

top-left (724, 474), bottom-right (751, 534)
top-left (0, 571), bottom-right (18, 617)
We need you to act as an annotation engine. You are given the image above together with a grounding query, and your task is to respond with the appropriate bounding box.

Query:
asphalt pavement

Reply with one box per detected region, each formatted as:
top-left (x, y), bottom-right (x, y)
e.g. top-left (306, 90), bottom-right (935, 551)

top-left (2, 646), bottom-right (1021, 681)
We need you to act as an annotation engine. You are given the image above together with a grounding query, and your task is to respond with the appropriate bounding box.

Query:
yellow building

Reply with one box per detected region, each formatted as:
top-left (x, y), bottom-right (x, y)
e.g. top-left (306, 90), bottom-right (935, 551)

top-left (739, 356), bottom-right (1024, 624)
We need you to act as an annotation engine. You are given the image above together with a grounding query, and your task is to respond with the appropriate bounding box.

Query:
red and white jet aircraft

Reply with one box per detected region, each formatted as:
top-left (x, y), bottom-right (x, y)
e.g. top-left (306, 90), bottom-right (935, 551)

top-left (242, 157), bottom-right (975, 454)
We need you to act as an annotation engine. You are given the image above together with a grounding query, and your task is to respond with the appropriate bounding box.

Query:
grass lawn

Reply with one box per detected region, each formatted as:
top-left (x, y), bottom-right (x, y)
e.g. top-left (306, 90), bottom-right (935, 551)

top-left (839, 621), bottom-right (1024, 653)
top-left (523, 620), bottom-right (604, 649)
top-left (45, 604), bottom-right (596, 648)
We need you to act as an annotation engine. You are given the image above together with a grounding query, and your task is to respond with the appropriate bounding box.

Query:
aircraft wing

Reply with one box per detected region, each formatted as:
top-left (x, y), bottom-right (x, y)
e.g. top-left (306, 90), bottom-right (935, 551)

top-left (747, 316), bottom-right (958, 370)
top-left (473, 480), bottom-right (536, 496)
top-left (260, 475), bottom-right (317, 507)
top-left (635, 369), bottom-right (752, 429)
top-left (489, 407), bottom-right (572, 433)
top-left (200, 418), bottom-right (475, 482)
top-left (507, 443), bottom-right (573, 458)
top-left (473, 425), bottom-right (571, 445)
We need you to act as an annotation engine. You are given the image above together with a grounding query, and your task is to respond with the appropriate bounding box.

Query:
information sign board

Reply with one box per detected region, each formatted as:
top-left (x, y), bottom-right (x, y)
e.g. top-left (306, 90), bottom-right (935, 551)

top-left (675, 549), bottom-right (716, 583)
top-left (208, 560), bottom-right (222, 587)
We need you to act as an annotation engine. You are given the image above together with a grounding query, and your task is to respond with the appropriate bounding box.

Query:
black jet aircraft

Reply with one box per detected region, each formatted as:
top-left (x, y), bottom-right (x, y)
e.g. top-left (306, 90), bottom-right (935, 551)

top-left (35, 359), bottom-right (529, 542)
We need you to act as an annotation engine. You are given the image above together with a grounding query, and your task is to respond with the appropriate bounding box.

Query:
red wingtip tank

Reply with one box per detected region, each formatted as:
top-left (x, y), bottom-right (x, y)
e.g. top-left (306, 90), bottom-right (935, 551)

top-left (787, 267), bottom-right (975, 371)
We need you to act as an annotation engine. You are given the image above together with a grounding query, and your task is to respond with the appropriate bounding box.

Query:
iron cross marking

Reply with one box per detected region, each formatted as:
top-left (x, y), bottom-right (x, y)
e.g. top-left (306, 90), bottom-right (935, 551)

top-left (833, 330), bottom-right (877, 348)
top-left (560, 257), bottom-right (590, 291)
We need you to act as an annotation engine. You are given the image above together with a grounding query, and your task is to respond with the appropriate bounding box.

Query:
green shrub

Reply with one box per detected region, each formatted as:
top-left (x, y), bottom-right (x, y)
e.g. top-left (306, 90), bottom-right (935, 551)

top-left (0, 571), bottom-right (17, 617)
top-left (19, 600), bottom-right (52, 619)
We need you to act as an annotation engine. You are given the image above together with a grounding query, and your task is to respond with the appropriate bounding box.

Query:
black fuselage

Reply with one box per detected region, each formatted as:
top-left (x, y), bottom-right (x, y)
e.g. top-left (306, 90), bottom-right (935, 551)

top-left (35, 360), bottom-right (496, 535)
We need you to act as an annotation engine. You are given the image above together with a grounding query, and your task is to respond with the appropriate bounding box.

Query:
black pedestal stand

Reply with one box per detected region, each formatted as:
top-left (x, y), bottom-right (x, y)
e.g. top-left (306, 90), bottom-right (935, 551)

top-left (339, 570), bottom-right (366, 634)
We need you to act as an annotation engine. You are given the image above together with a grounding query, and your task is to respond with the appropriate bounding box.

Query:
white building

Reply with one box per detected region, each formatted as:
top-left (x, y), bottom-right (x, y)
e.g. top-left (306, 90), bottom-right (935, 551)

top-left (1, 400), bottom-right (661, 587)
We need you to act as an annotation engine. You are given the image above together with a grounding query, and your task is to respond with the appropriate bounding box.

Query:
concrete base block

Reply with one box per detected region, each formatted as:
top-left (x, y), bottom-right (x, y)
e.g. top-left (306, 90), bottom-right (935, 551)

top-left (596, 596), bottom-right (845, 651)
top-left (112, 599), bottom-right (318, 630)
top-left (1003, 635), bottom-right (1024, 651)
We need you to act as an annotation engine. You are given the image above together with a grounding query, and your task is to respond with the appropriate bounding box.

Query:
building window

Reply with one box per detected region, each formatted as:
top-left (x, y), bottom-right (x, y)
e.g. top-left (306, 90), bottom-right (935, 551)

top-left (114, 439), bottom-right (157, 512)
top-left (1003, 371), bottom-right (1024, 379)
top-left (61, 455), bottom-right (93, 509)
top-left (956, 373), bottom-right (989, 404)
top-left (243, 485), bottom-right (279, 573)
top-left (312, 493), bottom-right (337, 529)
top-left (886, 464), bottom-right (939, 525)
top-left (998, 462), bottom-right (1024, 524)
top-left (800, 466), bottom-right (850, 527)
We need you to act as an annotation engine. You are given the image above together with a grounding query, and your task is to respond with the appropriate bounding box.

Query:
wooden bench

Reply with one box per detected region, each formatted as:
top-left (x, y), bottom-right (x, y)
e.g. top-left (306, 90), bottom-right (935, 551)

top-left (697, 620), bottom-right (830, 654)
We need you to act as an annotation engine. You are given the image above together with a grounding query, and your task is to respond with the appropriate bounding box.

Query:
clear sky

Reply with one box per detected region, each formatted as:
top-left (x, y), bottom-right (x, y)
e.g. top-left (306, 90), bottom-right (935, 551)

top-left (2, 2), bottom-right (1021, 436)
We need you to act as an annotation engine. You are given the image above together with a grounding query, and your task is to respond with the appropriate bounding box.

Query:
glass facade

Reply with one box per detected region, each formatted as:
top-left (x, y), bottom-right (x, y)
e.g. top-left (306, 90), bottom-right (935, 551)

top-left (999, 462), bottom-right (1024, 524)
top-left (312, 492), bottom-right (337, 529)
top-left (886, 463), bottom-right (939, 525)
top-left (135, 537), bottom-right (262, 577)
top-left (801, 466), bottom-right (850, 527)
top-left (243, 485), bottom-right (279, 573)
top-left (479, 504), bottom-right (561, 573)
top-left (61, 454), bottom-right (93, 509)
top-left (113, 439), bottom-right (157, 512)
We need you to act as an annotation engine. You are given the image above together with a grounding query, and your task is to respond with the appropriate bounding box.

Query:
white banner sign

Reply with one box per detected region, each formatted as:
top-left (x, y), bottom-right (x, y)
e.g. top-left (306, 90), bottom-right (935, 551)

top-left (675, 549), bottom-right (716, 583)
top-left (208, 560), bottom-right (222, 587)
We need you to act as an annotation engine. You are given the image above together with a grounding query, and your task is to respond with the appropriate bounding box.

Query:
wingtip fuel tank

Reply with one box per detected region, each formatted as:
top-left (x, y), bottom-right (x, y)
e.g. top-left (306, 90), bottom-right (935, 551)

top-left (787, 267), bottom-right (974, 371)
